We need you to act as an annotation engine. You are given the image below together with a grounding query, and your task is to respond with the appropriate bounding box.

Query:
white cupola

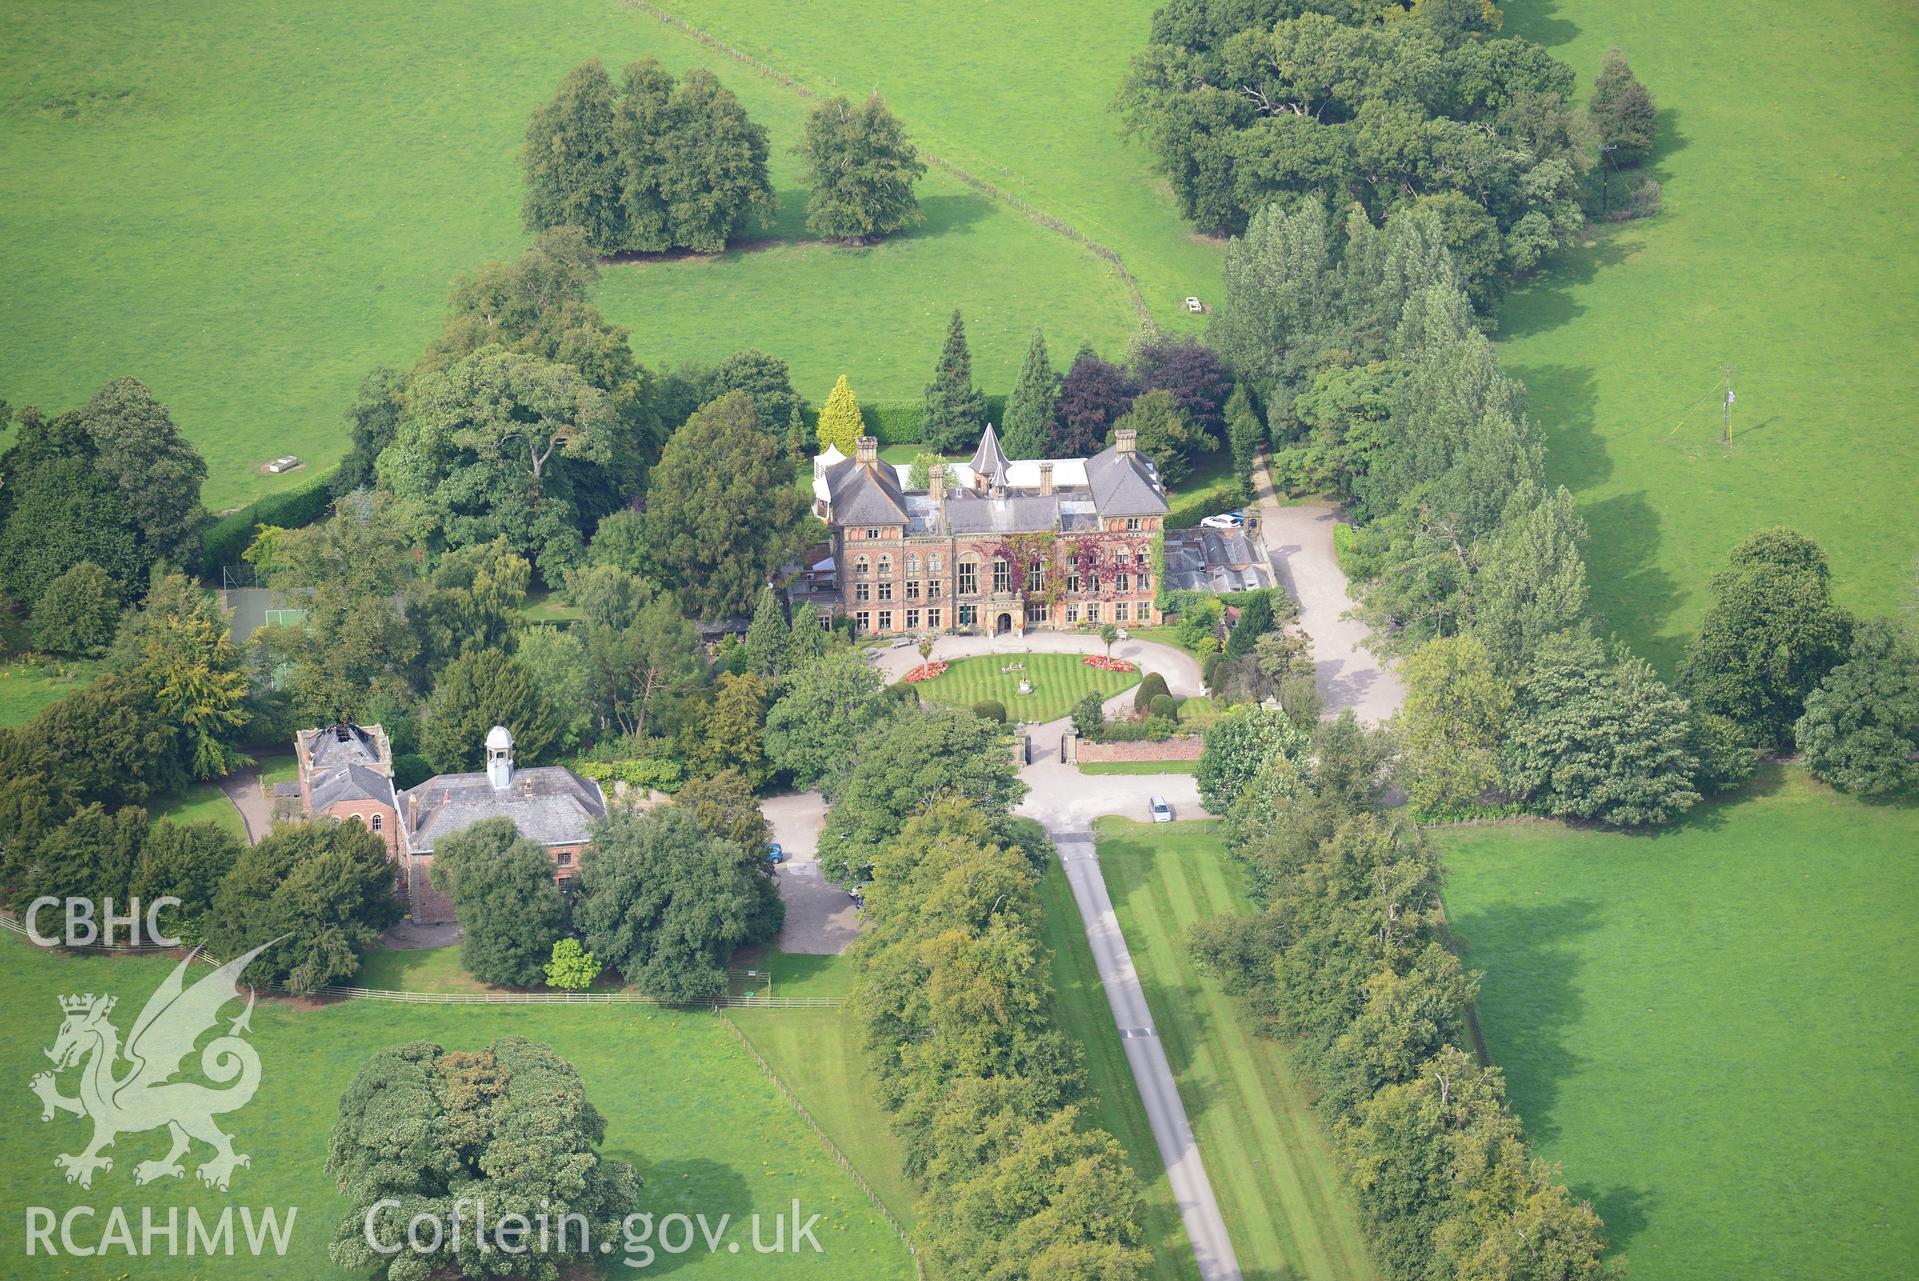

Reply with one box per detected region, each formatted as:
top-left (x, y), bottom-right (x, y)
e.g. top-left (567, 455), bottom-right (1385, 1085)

top-left (485, 724), bottom-right (514, 790)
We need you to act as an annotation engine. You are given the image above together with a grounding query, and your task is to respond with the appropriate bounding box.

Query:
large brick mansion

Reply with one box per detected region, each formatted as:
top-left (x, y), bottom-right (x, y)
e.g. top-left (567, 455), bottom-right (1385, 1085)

top-left (807, 426), bottom-right (1169, 637)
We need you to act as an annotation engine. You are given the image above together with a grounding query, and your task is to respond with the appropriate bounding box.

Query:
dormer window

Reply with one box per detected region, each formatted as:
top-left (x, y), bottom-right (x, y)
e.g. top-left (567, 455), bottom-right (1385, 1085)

top-left (1126, 517), bottom-right (1142, 531)
top-left (865, 527), bottom-right (881, 540)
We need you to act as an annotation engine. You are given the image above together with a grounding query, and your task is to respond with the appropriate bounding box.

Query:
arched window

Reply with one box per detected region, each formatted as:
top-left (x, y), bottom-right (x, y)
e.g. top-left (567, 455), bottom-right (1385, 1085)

top-left (855, 556), bottom-right (871, 577)
top-left (878, 555), bottom-right (893, 579)
top-left (370, 814), bottom-right (383, 833)
top-left (928, 554), bottom-right (943, 574)
top-left (906, 554), bottom-right (921, 574)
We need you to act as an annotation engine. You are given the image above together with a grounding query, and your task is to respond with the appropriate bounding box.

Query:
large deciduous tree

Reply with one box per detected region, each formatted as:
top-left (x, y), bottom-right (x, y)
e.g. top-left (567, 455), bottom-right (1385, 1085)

top-left (1110, 388), bottom-right (1213, 488)
top-left (923, 310), bottom-right (989, 453)
top-left (795, 93), bottom-right (926, 242)
top-left (1197, 704), bottom-right (1313, 814)
top-left (203, 820), bottom-right (400, 993)
top-left (1794, 616), bottom-right (1919, 798)
top-left (583, 595), bottom-right (704, 740)
top-left (1052, 345), bottom-right (1139, 457)
top-left (1400, 634), bottom-right (1511, 816)
top-left (74, 377), bottom-right (207, 568)
top-left (112, 571), bottom-right (252, 779)
top-left (1505, 632), bottom-right (1700, 827)
top-left (326, 1037), bottom-right (639, 1281)
top-left (430, 817), bottom-right (568, 986)
top-left (1680, 528), bottom-right (1852, 751)
top-left (611, 60), bottom-right (775, 254)
top-left (574, 805), bottom-right (782, 1000)
top-left (30, 562), bottom-right (118, 657)
top-left (818, 707), bottom-right (1028, 885)
top-left (640, 390), bottom-right (807, 620)
top-left (520, 58), bottom-right (625, 250)
top-left (763, 646), bottom-right (900, 795)
top-left (252, 495), bottom-right (420, 727)
top-left (379, 345), bottom-right (615, 579)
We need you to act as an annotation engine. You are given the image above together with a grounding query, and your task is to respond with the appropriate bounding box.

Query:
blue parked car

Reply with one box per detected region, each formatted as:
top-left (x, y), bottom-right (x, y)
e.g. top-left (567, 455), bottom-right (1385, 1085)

top-left (767, 842), bottom-right (784, 865)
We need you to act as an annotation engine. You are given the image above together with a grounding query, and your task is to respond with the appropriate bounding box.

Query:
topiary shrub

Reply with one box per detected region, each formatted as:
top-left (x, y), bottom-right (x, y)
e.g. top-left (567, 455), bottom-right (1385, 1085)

top-left (1201, 651), bottom-right (1224, 692)
top-left (1149, 693), bottom-right (1178, 722)
top-left (1134, 672), bottom-right (1170, 713)
top-left (972, 699), bottom-right (1007, 723)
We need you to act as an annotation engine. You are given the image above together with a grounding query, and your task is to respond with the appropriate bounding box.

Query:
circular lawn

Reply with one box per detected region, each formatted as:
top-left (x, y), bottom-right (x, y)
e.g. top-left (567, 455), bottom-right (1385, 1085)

top-left (905, 652), bottom-right (1141, 723)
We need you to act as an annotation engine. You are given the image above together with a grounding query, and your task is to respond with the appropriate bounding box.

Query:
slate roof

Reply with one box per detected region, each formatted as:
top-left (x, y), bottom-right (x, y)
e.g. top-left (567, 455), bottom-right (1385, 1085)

top-left (1084, 443), bottom-right (1171, 518)
top-left (1162, 528), bottom-right (1274, 592)
top-left (945, 492), bottom-right (1065, 534)
top-left (401, 767), bottom-right (607, 854)
top-left (310, 762), bottom-right (397, 812)
top-left (819, 454), bottom-right (909, 524)
top-left (968, 423), bottom-right (1010, 481)
top-left (304, 724), bottom-right (385, 772)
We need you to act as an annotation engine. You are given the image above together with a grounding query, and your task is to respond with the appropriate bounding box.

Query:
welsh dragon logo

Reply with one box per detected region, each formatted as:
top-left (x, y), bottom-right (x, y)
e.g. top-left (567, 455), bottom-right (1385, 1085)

top-left (30, 940), bottom-right (277, 1191)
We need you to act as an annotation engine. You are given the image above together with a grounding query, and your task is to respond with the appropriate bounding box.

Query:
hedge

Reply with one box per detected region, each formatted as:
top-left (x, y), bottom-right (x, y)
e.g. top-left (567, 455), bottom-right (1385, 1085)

top-left (200, 470), bottom-right (338, 575)
top-left (802, 395), bottom-right (1010, 447)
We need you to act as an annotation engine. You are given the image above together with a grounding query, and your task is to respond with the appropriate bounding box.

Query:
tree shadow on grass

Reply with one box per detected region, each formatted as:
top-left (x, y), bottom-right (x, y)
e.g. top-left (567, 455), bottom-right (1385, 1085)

top-left (613, 1156), bottom-right (755, 1276)
top-left (1499, 235), bottom-right (1633, 343)
top-left (1581, 490), bottom-right (1686, 671)
top-left (1447, 894), bottom-right (1601, 1147)
top-left (1501, 0), bottom-right (1580, 48)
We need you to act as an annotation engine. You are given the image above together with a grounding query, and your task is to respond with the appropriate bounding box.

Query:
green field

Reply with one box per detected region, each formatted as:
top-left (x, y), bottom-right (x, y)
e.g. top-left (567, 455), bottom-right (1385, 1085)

top-left (0, 935), bottom-right (914, 1279)
top-left (1037, 859), bottom-right (1199, 1281)
top-left (909, 651), bottom-right (1140, 723)
top-left (1094, 818), bottom-right (1379, 1281)
top-left (1441, 766), bottom-right (1919, 1281)
top-left (0, 0), bottom-right (1142, 511)
top-left (654, 0), bottom-right (1220, 328)
top-left (1495, 0), bottom-right (1919, 667)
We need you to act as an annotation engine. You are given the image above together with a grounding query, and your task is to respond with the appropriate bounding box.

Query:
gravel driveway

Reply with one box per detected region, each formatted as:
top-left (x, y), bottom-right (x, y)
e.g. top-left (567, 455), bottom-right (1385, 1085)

top-left (761, 791), bottom-right (858, 955)
top-left (1253, 484), bottom-right (1405, 725)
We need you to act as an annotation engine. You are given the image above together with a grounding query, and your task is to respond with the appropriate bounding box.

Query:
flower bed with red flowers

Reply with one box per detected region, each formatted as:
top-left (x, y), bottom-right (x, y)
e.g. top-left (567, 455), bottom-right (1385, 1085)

top-left (902, 661), bottom-right (948, 683)
top-left (1081, 655), bottom-right (1135, 673)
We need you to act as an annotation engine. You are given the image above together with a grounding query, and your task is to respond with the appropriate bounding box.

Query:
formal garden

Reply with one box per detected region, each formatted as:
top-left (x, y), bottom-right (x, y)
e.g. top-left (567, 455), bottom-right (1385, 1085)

top-left (905, 651), bottom-right (1140, 724)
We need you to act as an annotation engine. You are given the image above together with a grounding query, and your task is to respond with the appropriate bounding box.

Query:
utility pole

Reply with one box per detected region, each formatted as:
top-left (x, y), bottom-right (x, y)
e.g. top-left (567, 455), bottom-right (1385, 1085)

top-left (1720, 367), bottom-right (1735, 448)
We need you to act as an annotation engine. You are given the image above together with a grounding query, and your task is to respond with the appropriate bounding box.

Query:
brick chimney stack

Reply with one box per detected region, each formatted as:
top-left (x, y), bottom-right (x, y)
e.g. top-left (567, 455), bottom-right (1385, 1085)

top-left (1115, 428), bottom-right (1137, 457)
top-left (929, 461), bottom-right (946, 503)
top-left (855, 436), bottom-right (879, 468)
top-left (1038, 462), bottom-right (1054, 496)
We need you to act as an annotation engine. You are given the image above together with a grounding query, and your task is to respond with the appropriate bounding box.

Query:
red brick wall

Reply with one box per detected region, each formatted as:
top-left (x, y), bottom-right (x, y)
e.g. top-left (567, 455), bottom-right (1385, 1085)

top-left (1076, 736), bottom-right (1203, 763)
top-left (318, 800), bottom-right (401, 855)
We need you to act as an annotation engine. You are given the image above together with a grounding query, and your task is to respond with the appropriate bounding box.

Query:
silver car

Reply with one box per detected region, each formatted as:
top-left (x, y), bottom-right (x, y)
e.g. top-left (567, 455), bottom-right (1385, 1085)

top-left (1149, 795), bottom-right (1173, 823)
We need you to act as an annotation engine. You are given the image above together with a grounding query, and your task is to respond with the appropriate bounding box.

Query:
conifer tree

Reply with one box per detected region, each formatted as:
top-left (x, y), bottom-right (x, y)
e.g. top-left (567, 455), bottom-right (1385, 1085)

top-left (742, 586), bottom-right (791, 677)
top-left (816, 375), bottom-right (864, 454)
top-left (1000, 328), bottom-right (1059, 460)
top-left (1589, 48), bottom-right (1659, 167)
top-left (923, 310), bottom-right (987, 452)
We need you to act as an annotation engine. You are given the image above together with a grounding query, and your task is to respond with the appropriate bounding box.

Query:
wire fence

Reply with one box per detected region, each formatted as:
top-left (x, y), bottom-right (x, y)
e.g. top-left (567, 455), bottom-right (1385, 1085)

top-left (717, 1011), bottom-right (925, 1280)
top-left (1, 914), bottom-right (843, 1009)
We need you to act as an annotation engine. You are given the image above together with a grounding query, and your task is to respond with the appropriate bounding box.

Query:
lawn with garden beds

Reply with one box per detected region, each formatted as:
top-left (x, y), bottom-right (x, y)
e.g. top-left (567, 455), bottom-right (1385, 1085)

top-left (904, 651), bottom-right (1138, 723)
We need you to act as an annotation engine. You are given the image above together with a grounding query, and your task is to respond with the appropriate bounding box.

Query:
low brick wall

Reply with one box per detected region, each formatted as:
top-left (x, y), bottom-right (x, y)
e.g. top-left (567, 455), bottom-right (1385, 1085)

top-left (1077, 735), bottom-right (1203, 763)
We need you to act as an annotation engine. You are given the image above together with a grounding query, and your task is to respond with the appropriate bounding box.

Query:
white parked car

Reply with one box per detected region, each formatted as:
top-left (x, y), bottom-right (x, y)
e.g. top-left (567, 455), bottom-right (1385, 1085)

top-left (1200, 510), bottom-right (1246, 530)
top-left (1149, 795), bottom-right (1173, 823)
top-left (266, 455), bottom-right (302, 474)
